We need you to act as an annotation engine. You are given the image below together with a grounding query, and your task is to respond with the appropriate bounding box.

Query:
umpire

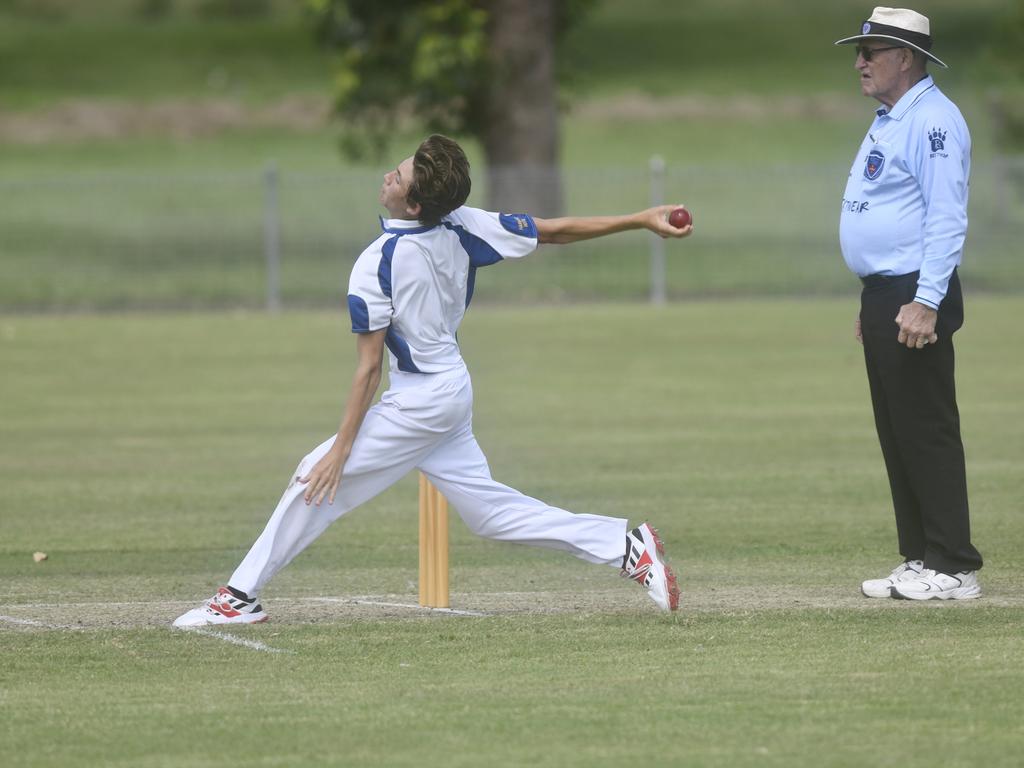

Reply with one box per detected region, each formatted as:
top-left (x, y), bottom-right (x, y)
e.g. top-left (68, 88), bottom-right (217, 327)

top-left (835, 7), bottom-right (982, 600)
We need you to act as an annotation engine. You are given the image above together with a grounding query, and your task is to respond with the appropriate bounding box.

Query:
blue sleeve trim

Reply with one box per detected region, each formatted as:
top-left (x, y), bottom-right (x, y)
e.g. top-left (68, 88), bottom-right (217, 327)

top-left (385, 327), bottom-right (421, 373)
top-left (500, 213), bottom-right (538, 238)
top-left (378, 235), bottom-right (399, 298)
top-left (347, 294), bottom-right (370, 333)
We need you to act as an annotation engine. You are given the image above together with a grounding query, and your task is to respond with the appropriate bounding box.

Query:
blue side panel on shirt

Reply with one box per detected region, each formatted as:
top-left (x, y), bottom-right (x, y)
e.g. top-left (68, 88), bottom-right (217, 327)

top-left (385, 327), bottom-right (421, 373)
top-left (378, 235), bottom-right (399, 298)
top-left (443, 222), bottom-right (504, 268)
top-left (499, 213), bottom-right (538, 239)
top-left (465, 265), bottom-right (477, 308)
top-left (347, 294), bottom-right (370, 332)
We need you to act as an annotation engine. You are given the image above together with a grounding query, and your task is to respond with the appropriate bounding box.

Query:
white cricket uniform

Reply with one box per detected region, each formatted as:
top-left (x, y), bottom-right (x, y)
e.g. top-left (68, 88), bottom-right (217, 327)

top-left (230, 206), bottom-right (627, 596)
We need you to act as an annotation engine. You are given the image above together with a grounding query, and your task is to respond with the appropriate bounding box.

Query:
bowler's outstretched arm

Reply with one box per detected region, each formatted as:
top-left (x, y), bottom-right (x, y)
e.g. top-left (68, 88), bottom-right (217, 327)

top-left (534, 205), bottom-right (692, 244)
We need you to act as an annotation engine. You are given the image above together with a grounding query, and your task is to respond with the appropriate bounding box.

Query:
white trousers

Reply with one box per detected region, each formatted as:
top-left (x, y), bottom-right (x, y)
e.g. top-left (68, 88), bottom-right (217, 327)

top-left (229, 365), bottom-right (628, 596)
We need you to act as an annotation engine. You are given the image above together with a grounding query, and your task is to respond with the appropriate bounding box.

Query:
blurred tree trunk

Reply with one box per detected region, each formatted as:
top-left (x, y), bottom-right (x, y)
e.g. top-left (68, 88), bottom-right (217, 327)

top-left (312, 0), bottom-right (588, 217)
top-left (480, 0), bottom-right (563, 216)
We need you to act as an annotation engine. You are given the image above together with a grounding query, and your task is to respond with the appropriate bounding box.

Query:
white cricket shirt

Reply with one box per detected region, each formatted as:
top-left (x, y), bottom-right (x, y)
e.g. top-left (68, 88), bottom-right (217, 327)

top-left (347, 206), bottom-right (539, 374)
top-left (839, 75), bottom-right (971, 308)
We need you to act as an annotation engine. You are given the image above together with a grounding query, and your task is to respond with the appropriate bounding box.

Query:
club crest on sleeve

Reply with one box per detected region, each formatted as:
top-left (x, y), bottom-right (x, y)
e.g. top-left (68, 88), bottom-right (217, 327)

top-left (928, 127), bottom-right (948, 157)
top-left (499, 213), bottom-right (538, 238)
top-left (864, 149), bottom-right (885, 180)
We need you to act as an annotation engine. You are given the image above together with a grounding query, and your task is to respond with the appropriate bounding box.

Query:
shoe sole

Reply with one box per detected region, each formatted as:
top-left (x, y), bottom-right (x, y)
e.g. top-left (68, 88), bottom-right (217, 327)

top-left (173, 612), bottom-right (269, 628)
top-left (644, 525), bottom-right (680, 612)
top-left (890, 586), bottom-right (981, 601)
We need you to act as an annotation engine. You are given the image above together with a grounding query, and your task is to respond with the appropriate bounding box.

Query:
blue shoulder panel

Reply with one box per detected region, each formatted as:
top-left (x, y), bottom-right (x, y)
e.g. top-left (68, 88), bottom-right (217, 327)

top-left (443, 222), bottom-right (503, 268)
top-left (347, 294), bottom-right (370, 333)
top-left (499, 213), bottom-right (538, 238)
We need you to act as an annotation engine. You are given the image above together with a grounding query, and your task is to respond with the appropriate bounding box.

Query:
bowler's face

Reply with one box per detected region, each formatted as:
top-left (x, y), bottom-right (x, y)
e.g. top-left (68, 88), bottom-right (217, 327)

top-left (855, 42), bottom-right (907, 108)
top-left (379, 156), bottom-right (416, 218)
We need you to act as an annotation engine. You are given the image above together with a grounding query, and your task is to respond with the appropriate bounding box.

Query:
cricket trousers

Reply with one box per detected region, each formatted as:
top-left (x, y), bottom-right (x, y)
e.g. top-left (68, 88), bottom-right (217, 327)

top-left (859, 269), bottom-right (982, 575)
top-left (229, 364), bottom-right (628, 596)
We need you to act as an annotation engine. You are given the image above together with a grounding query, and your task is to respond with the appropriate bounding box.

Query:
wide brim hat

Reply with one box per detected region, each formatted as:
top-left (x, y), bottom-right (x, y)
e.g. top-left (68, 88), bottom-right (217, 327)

top-left (835, 6), bottom-right (948, 68)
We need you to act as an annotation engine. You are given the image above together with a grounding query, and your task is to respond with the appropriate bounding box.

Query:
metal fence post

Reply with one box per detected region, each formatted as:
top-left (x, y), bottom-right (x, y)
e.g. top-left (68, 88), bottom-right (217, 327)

top-left (648, 155), bottom-right (667, 305)
top-left (263, 161), bottom-right (282, 312)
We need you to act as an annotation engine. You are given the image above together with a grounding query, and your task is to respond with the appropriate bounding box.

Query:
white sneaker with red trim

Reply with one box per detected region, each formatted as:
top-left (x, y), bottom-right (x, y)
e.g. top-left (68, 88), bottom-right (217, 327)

top-left (622, 523), bottom-right (680, 612)
top-left (173, 587), bottom-right (268, 627)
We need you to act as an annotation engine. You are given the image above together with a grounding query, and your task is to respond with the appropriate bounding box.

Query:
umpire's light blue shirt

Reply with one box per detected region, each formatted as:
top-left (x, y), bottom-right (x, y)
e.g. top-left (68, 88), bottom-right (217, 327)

top-left (839, 75), bottom-right (971, 309)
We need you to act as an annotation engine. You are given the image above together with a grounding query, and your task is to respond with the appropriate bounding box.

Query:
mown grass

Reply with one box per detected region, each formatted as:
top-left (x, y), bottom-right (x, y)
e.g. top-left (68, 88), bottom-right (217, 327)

top-left (2, 611), bottom-right (1023, 768)
top-left (1, 301), bottom-right (1023, 766)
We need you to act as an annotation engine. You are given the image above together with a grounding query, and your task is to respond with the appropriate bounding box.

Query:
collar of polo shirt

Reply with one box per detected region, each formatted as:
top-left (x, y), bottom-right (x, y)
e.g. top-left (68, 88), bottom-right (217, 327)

top-left (379, 216), bottom-right (437, 234)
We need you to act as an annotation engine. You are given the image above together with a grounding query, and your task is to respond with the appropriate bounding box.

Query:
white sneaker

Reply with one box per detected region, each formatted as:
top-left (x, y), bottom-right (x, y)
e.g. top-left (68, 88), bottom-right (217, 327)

top-left (891, 569), bottom-right (981, 601)
top-left (622, 523), bottom-right (680, 612)
top-left (173, 587), bottom-right (268, 627)
top-left (861, 560), bottom-right (924, 598)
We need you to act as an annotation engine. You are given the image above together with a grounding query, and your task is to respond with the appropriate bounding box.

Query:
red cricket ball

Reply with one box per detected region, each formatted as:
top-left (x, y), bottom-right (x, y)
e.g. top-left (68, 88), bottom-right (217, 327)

top-left (668, 207), bottom-right (692, 229)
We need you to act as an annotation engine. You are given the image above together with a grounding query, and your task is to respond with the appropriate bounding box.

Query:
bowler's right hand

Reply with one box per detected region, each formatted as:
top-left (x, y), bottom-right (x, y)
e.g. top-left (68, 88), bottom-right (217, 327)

top-left (649, 204), bottom-right (694, 238)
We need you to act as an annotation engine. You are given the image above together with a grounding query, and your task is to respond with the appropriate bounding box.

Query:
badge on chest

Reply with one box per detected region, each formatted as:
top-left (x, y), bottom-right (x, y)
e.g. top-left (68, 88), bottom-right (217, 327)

top-left (864, 149), bottom-right (885, 180)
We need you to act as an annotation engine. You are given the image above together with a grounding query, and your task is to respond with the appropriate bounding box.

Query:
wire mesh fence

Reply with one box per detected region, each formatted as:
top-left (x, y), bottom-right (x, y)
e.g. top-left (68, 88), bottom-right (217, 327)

top-left (1, 158), bottom-right (1022, 312)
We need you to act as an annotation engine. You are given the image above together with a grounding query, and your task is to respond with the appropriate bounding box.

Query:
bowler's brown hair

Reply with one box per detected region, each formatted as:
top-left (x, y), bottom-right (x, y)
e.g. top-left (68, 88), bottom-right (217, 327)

top-left (408, 134), bottom-right (472, 226)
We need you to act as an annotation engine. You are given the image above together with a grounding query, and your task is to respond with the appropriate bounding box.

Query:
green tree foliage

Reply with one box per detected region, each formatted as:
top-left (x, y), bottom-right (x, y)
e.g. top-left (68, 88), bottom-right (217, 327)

top-left (988, 2), bottom-right (1024, 152)
top-left (306, 0), bottom-right (596, 214)
top-left (308, 0), bottom-right (488, 158)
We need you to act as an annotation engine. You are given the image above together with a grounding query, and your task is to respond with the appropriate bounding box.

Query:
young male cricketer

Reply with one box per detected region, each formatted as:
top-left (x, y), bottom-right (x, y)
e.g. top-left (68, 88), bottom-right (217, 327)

top-left (175, 134), bottom-right (692, 627)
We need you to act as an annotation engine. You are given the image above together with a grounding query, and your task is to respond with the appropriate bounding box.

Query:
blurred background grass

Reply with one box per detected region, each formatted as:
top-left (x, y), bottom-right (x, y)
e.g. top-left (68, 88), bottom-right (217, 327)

top-left (1, 0), bottom-right (1022, 310)
top-left (1, 0), bottom-right (1013, 106)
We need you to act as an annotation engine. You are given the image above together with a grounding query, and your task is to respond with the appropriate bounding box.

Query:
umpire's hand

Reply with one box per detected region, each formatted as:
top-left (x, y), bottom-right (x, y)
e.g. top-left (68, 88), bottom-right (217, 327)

top-left (895, 301), bottom-right (939, 349)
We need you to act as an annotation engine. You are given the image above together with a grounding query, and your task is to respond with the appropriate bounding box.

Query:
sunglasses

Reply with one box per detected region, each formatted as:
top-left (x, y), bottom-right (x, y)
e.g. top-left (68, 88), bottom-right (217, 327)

top-left (856, 45), bottom-right (905, 61)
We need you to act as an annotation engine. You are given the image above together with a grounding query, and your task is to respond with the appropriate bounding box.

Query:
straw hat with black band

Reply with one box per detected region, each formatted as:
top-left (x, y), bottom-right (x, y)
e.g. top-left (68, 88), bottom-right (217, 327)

top-left (834, 7), bottom-right (948, 69)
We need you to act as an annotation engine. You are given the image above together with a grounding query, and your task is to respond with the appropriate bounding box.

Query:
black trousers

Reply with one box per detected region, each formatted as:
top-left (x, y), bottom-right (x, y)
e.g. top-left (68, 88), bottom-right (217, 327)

top-left (860, 269), bottom-right (983, 574)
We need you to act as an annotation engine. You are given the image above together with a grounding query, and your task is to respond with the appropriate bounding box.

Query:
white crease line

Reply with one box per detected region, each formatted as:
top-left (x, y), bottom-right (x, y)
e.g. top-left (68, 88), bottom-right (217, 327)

top-left (1, 595), bottom-right (498, 610)
top-left (0, 614), bottom-right (77, 630)
top-left (1, 614), bottom-right (52, 627)
top-left (2, 600), bottom-right (200, 609)
top-left (313, 597), bottom-right (489, 617)
top-left (182, 627), bottom-right (293, 654)
top-left (0, 593), bottom-right (491, 618)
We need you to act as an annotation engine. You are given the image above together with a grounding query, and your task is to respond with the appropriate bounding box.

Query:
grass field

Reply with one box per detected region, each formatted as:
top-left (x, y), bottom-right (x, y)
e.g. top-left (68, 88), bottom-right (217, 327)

top-left (2, 300), bottom-right (1023, 767)
top-left (2, 2), bottom-right (1022, 765)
